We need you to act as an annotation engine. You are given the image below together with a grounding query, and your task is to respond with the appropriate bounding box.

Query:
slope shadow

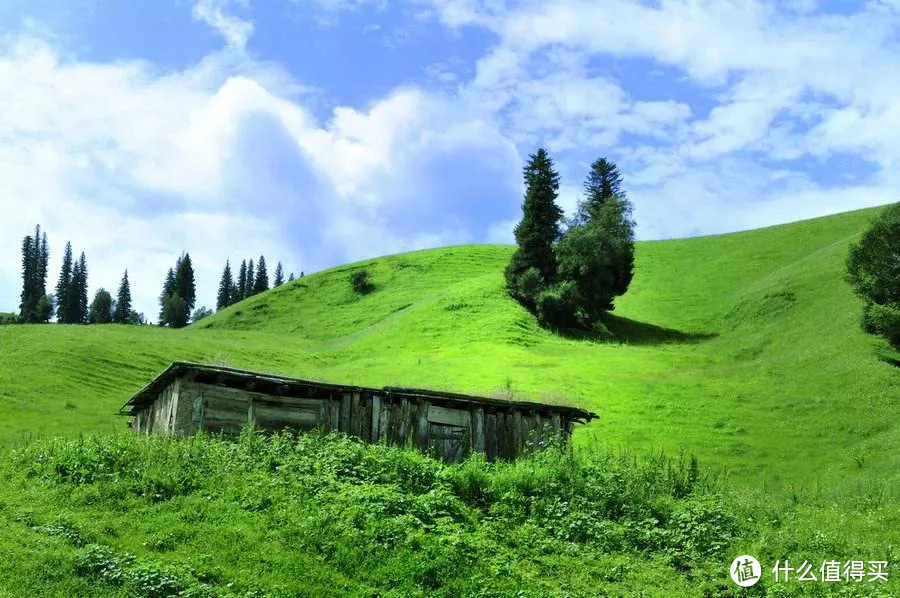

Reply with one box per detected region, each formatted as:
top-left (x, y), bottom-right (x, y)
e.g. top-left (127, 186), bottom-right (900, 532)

top-left (556, 313), bottom-right (718, 346)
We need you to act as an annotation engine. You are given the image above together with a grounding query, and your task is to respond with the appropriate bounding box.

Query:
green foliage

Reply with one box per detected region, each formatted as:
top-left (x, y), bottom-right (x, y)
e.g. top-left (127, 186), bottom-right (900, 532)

top-left (253, 256), bottom-right (269, 295)
top-left (55, 241), bottom-right (74, 323)
top-left (191, 306), bottom-right (213, 323)
top-left (88, 289), bottom-right (114, 324)
top-left (535, 280), bottom-right (581, 329)
top-left (274, 261), bottom-right (284, 287)
top-left (506, 154), bottom-right (635, 329)
top-left (847, 202), bottom-right (900, 347)
top-left (0, 312), bottom-right (19, 325)
top-left (217, 261), bottom-right (235, 311)
top-left (574, 157), bottom-right (625, 226)
top-left (246, 259), bottom-right (255, 299)
top-left (159, 254), bottom-right (195, 328)
top-left (507, 148), bottom-right (563, 293)
top-left (19, 225), bottom-right (50, 323)
top-left (113, 270), bottom-right (132, 324)
top-left (5, 431), bottom-right (745, 596)
top-left (72, 252), bottom-right (89, 324)
top-left (236, 260), bottom-right (248, 304)
top-left (503, 252), bottom-right (543, 308)
top-left (866, 302), bottom-right (900, 347)
top-left (350, 269), bottom-right (375, 295)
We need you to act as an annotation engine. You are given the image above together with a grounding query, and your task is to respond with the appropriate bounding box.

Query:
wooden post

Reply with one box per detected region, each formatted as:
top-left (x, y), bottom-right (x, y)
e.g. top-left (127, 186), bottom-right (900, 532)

top-left (485, 412), bottom-right (498, 461)
top-left (340, 393), bottom-right (351, 433)
top-left (415, 401), bottom-right (430, 450)
top-left (397, 398), bottom-right (410, 444)
top-left (247, 397), bottom-right (255, 425)
top-left (379, 398), bottom-right (390, 443)
top-left (371, 395), bottom-right (382, 441)
top-left (169, 380), bottom-right (181, 434)
top-left (513, 410), bottom-right (524, 456)
top-left (329, 399), bottom-right (340, 432)
top-left (350, 392), bottom-right (361, 437)
top-left (551, 412), bottom-right (562, 436)
top-left (472, 408), bottom-right (485, 454)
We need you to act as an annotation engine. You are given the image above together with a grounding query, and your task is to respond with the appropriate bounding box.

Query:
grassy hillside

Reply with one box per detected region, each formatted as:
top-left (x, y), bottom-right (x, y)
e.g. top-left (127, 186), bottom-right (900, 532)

top-left (0, 206), bottom-right (898, 595)
top-left (1, 207), bottom-right (896, 489)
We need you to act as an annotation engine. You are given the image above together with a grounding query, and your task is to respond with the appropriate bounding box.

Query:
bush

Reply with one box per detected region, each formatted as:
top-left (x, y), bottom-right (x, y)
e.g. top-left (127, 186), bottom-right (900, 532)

top-left (0, 312), bottom-right (20, 325)
top-left (536, 281), bottom-right (581, 329)
top-left (504, 252), bottom-right (544, 309)
top-left (868, 302), bottom-right (900, 348)
top-left (847, 203), bottom-right (900, 348)
top-left (350, 269), bottom-right (375, 295)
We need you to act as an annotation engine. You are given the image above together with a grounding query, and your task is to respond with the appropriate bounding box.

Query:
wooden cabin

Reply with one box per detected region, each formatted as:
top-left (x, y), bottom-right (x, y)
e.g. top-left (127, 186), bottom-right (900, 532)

top-left (118, 362), bottom-right (598, 462)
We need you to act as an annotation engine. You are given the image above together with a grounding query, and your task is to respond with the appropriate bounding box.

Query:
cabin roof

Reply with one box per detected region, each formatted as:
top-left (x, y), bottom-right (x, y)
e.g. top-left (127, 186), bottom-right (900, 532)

top-left (118, 361), bottom-right (598, 422)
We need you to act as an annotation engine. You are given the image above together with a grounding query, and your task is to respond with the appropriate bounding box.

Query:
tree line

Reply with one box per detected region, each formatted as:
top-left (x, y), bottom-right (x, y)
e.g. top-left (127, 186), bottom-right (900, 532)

top-left (215, 257), bottom-right (293, 311)
top-left (11, 225), bottom-right (294, 328)
top-left (505, 150), bottom-right (635, 330)
top-left (16, 226), bottom-right (139, 325)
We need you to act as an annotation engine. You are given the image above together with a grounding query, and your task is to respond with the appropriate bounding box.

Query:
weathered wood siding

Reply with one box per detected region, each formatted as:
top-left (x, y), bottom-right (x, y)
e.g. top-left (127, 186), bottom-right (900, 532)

top-left (135, 379), bottom-right (577, 461)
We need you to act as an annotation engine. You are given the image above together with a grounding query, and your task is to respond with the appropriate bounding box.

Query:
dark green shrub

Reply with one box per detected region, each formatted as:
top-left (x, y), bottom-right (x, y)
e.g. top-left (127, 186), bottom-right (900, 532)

top-left (350, 269), bottom-right (375, 295)
top-left (847, 203), bottom-right (900, 347)
top-left (868, 302), bottom-right (900, 347)
top-left (536, 281), bottom-right (581, 328)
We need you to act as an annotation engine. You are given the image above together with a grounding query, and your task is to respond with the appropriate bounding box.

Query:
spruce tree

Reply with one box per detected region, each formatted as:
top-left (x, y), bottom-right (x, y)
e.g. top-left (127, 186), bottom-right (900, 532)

top-left (253, 256), bottom-right (269, 294)
top-left (548, 158), bottom-right (635, 326)
top-left (88, 289), bottom-right (113, 324)
top-left (274, 261), bottom-right (284, 287)
top-left (288, 272), bottom-right (295, 282)
top-left (159, 268), bottom-right (176, 326)
top-left (217, 261), bottom-right (235, 310)
top-left (55, 242), bottom-right (74, 323)
top-left (575, 158), bottom-right (625, 225)
top-left (175, 253), bottom-right (196, 314)
top-left (114, 270), bottom-right (132, 324)
top-left (246, 259), bottom-right (255, 298)
top-left (72, 252), bottom-right (89, 324)
top-left (236, 260), bottom-right (248, 303)
top-left (19, 233), bottom-right (34, 321)
top-left (505, 148), bottom-right (563, 308)
top-left (19, 225), bottom-right (51, 322)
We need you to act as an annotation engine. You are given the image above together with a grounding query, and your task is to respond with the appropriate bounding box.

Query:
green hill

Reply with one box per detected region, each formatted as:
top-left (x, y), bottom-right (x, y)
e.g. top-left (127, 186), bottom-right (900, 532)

top-left (1, 206), bottom-right (896, 488)
top-left (0, 206), bottom-right (898, 595)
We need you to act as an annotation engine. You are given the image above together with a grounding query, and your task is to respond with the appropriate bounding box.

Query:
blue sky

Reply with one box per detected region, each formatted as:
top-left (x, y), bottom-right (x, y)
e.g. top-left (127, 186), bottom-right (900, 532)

top-left (0, 0), bottom-right (898, 319)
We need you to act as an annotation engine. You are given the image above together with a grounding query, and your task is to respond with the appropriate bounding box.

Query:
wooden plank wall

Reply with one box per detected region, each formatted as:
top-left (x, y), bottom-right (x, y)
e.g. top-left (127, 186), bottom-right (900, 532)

top-left (137, 379), bottom-right (579, 461)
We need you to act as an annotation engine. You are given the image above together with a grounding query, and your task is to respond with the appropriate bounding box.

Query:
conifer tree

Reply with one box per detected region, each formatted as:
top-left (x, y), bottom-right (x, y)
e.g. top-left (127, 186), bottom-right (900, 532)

top-left (575, 158), bottom-right (624, 226)
top-left (72, 252), bottom-right (89, 324)
top-left (505, 148), bottom-right (563, 309)
top-left (253, 256), bottom-right (269, 294)
top-left (88, 289), bottom-right (113, 324)
top-left (19, 225), bottom-right (51, 322)
top-left (113, 270), bottom-right (132, 324)
top-left (288, 272), bottom-right (295, 282)
top-left (246, 259), bottom-right (255, 298)
top-left (55, 242), bottom-right (74, 323)
top-left (236, 260), bottom-right (248, 303)
top-left (159, 268), bottom-right (176, 326)
top-left (174, 253), bottom-right (196, 315)
top-left (274, 261), bottom-right (284, 287)
top-left (217, 261), bottom-right (235, 310)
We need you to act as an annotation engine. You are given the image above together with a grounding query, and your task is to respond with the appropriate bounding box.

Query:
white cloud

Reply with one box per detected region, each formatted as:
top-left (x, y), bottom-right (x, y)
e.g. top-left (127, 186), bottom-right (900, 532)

top-left (192, 0), bottom-right (255, 51)
top-left (0, 33), bottom-right (523, 318)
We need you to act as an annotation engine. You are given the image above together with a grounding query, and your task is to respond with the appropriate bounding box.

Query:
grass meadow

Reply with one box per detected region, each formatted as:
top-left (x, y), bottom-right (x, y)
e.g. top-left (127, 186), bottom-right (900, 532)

top-left (0, 206), bottom-right (897, 595)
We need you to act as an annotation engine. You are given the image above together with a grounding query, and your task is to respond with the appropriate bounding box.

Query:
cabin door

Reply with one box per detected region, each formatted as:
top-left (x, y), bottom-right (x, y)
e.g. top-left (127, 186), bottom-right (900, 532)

top-left (428, 423), bottom-right (468, 463)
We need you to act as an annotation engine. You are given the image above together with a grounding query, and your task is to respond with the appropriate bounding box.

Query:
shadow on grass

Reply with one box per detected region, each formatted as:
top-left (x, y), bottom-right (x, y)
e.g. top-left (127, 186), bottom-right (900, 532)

top-left (555, 313), bottom-right (718, 346)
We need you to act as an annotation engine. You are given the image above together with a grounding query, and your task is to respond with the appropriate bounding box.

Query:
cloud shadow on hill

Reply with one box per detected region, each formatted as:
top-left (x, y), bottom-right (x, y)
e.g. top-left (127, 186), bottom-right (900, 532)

top-left (555, 313), bottom-right (718, 346)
